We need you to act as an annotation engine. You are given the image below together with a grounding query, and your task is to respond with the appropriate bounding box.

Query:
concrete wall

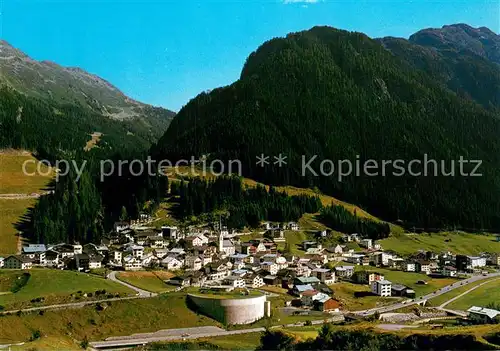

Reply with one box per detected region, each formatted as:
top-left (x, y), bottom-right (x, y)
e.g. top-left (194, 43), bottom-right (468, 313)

top-left (188, 293), bottom-right (267, 325)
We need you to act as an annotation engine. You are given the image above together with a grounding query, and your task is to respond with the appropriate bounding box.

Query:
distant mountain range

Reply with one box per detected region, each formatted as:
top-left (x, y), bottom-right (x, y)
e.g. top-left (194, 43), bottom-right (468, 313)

top-left (153, 24), bottom-right (500, 231)
top-left (0, 40), bottom-right (175, 154)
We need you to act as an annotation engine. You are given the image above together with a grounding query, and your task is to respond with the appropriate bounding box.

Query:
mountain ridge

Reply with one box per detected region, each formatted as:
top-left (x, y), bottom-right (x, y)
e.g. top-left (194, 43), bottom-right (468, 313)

top-left (0, 40), bottom-right (175, 122)
top-left (152, 24), bottom-right (500, 231)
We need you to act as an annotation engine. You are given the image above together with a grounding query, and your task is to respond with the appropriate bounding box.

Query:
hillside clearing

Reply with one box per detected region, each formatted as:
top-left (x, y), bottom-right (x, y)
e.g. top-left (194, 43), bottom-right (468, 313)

top-left (0, 293), bottom-right (218, 344)
top-left (446, 279), bottom-right (500, 311)
top-left (116, 271), bottom-right (175, 293)
top-left (0, 269), bottom-right (134, 309)
top-left (380, 232), bottom-right (500, 256)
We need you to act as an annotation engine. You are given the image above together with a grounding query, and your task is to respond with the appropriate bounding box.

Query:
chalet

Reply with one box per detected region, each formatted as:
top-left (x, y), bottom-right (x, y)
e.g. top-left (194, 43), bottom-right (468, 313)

top-left (125, 245), bottom-right (144, 258)
top-left (489, 253), bottom-right (500, 266)
top-left (334, 265), bottom-right (355, 278)
top-left (22, 244), bottom-right (47, 260)
top-left (110, 250), bottom-right (123, 263)
top-left (263, 275), bottom-right (280, 285)
top-left (51, 244), bottom-right (77, 258)
top-left (75, 253), bottom-right (103, 272)
top-left (141, 253), bottom-right (159, 268)
top-left (223, 275), bottom-right (246, 288)
top-left (114, 221), bottom-right (130, 233)
top-left (0, 257), bottom-right (3, 268)
top-left (404, 262), bottom-right (416, 272)
top-left (441, 266), bottom-right (457, 277)
top-left (315, 297), bottom-right (341, 312)
top-left (41, 250), bottom-right (60, 268)
top-left (311, 268), bottom-right (335, 285)
top-left (161, 256), bottom-right (183, 270)
top-left (353, 271), bottom-right (385, 284)
top-left (415, 260), bottom-right (431, 275)
top-left (169, 275), bottom-right (191, 287)
top-left (123, 256), bottom-right (142, 270)
top-left (261, 261), bottom-right (279, 275)
top-left (391, 284), bottom-right (414, 297)
top-left (344, 253), bottom-right (365, 265)
top-left (204, 260), bottom-right (231, 280)
top-left (146, 236), bottom-right (165, 249)
top-left (293, 284), bottom-right (315, 297)
top-left (359, 239), bottom-right (373, 249)
top-left (294, 276), bottom-right (321, 287)
top-left (245, 273), bottom-right (265, 288)
top-left (220, 239), bottom-right (236, 256)
top-left (185, 255), bottom-right (203, 271)
top-left (185, 235), bottom-right (208, 247)
top-left (153, 248), bottom-right (170, 259)
top-left (161, 226), bottom-right (181, 240)
top-left (3, 255), bottom-right (32, 269)
top-left (286, 222), bottom-right (299, 231)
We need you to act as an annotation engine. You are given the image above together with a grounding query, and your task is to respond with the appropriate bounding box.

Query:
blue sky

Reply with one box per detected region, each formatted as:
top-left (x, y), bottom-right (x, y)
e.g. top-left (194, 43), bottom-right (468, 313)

top-left (2, 0), bottom-right (498, 111)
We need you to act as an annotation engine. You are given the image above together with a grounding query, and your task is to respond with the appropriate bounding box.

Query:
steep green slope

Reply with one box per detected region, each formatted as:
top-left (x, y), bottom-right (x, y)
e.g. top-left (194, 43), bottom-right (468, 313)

top-left (380, 24), bottom-right (500, 110)
top-left (153, 26), bottom-right (500, 231)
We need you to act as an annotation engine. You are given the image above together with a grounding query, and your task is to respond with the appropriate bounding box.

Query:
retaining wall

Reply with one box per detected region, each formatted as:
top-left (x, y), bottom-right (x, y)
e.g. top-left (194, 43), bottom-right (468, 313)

top-left (187, 293), bottom-right (267, 325)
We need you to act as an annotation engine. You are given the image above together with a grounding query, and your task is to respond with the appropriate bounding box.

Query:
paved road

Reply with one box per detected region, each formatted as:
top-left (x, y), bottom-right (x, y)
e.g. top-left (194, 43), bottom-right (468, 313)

top-left (354, 272), bottom-right (500, 316)
top-left (107, 271), bottom-right (157, 297)
top-left (90, 316), bottom-right (345, 349)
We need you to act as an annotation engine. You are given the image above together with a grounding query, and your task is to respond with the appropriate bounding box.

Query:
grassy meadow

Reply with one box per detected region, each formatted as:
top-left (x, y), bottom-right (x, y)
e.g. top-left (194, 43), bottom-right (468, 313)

top-left (380, 232), bottom-right (500, 256)
top-left (0, 269), bottom-right (134, 309)
top-left (116, 271), bottom-right (176, 293)
top-left (0, 151), bottom-right (54, 255)
top-left (446, 279), bottom-right (500, 311)
top-left (0, 293), bottom-right (218, 345)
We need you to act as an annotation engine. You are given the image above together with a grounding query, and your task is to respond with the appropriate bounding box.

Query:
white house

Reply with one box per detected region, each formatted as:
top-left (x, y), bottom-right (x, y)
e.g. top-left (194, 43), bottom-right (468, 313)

top-left (245, 273), bottom-right (265, 288)
top-left (123, 256), bottom-right (143, 271)
top-left (442, 266), bottom-right (457, 277)
top-left (3, 255), bottom-right (32, 269)
top-left (261, 261), bottom-right (279, 275)
top-left (223, 275), bottom-right (246, 288)
top-left (359, 239), bottom-right (373, 249)
top-left (371, 280), bottom-right (392, 297)
top-left (185, 255), bottom-right (203, 271)
top-left (161, 256), bottom-right (183, 270)
top-left (126, 245), bottom-right (144, 259)
top-left (404, 262), bottom-right (416, 272)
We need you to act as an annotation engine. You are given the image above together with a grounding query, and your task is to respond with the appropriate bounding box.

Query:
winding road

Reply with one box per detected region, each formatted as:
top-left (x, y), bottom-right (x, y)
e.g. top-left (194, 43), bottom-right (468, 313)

top-left (106, 271), bottom-right (157, 297)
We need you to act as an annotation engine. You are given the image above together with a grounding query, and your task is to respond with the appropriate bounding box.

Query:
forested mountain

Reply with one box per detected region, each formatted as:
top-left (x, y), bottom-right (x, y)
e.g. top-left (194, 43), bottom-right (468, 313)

top-left (0, 40), bottom-right (175, 154)
top-left (153, 25), bottom-right (500, 231)
top-left (380, 24), bottom-right (500, 110)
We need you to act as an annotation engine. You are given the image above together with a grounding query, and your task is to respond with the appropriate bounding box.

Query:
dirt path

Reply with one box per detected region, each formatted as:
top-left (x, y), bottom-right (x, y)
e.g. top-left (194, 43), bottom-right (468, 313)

top-left (0, 191), bottom-right (52, 199)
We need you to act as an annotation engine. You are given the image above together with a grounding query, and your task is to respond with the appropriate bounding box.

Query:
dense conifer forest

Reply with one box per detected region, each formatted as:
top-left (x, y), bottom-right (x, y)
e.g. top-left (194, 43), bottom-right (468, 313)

top-left (153, 26), bottom-right (500, 231)
top-left (172, 177), bottom-right (322, 229)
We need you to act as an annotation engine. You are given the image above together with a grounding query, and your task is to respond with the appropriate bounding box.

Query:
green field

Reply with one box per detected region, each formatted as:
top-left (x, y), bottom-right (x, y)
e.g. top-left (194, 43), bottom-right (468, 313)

top-left (117, 271), bottom-right (175, 293)
top-left (0, 151), bottom-right (53, 194)
top-left (0, 293), bottom-right (218, 345)
top-left (0, 269), bottom-right (134, 309)
top-left (447, 279), bottom-right (500, 311)
top-left (0, 198), bottom-right (36, 255)
top-left (0, 151), bottom-right (54, 255)
top-left (428, 278), bottom-right (499, 307)
top-left (380, 232), bottom-right (500, 256)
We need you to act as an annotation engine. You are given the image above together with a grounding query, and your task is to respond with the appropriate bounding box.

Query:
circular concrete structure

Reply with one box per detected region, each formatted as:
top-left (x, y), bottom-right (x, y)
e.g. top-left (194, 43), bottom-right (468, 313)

top-left (187, 293), bottom-right (267, 325)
